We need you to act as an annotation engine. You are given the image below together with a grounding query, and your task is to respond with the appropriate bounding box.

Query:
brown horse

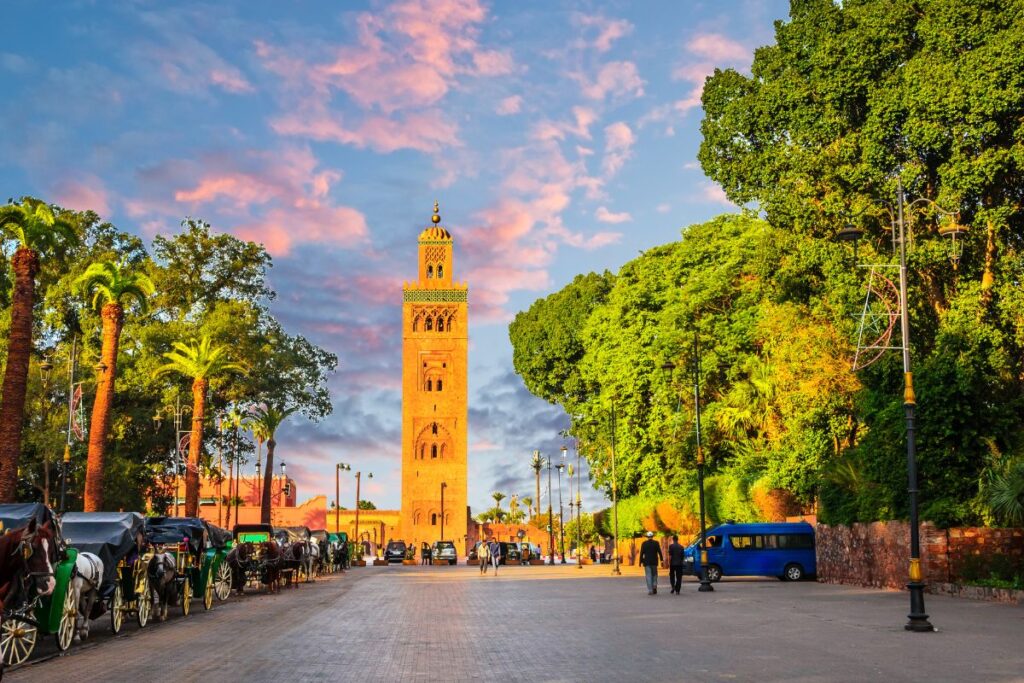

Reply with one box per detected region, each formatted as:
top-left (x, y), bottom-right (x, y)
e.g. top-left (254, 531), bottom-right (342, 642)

top-left (0, 519), bottom-right (57, 607)
top-left (259, 541), bottom-right (283, 594)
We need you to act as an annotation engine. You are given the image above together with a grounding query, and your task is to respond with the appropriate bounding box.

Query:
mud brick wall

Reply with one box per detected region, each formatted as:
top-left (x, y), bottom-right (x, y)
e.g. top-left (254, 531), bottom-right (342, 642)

top-left (816, 523), bottom-right (1024, 589)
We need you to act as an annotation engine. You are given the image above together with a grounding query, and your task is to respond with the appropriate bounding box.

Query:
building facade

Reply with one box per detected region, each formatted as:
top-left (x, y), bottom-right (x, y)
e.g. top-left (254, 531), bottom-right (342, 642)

top-left (399, 203), bottom-right (469, 551)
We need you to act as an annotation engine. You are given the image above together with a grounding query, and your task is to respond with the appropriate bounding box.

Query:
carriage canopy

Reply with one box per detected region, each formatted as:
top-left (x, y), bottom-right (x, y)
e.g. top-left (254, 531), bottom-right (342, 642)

top-left (233, 523), bottom-right (273, 544)
top-left (144, 516), bottom-right (208, 556)
top-left (62, 511), bottom-right (146, 590)
top-left (310, 529), bottom-right (328, 542)
top-left (203, 521), bottom-right (232, 549)
top-left (0, 503), bottom-right (58, 535)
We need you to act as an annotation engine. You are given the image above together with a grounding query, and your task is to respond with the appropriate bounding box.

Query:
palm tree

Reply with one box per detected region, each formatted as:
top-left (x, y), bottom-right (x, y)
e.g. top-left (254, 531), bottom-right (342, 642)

top-left (531, 451), bottom-right (543, 518)
top-left (520, 495), bottom-right (533, 521)
top-left (154, 336), bottom-right (243, 516)
top-left (76, 261), bottom-right (154, 511)
top-left (491, 491), bottom-right (506, 522)
top-left (250, 403), bottom-right (298, 524)
top-left (0, 199), bottom-right (76, 502)
top-left (222, 407), bottom-right (247, 528)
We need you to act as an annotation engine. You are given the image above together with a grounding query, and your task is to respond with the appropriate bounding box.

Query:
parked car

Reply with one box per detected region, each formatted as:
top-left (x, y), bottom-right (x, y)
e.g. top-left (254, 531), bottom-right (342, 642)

top-left (497, 542), bottom-right (520, 565)
top-left (685, 521), bottom-right (816, 582)
top-left (431, 540), bottom-right (457, 565)
top-left (384, 541), bottom-right (407, 564)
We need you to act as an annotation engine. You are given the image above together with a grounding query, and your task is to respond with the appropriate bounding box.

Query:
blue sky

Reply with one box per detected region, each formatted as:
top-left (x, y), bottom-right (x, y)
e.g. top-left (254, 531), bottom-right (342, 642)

top-left (0, 0), bottom-right (790, 513)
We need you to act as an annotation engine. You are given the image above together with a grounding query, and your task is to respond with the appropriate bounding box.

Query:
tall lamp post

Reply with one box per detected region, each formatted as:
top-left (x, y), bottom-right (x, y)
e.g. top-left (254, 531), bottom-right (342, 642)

top-left (546, 455), bottom-right (555, 565)
top-left (440, 481), bottom-right (447, 541)
top-left (561, 445), bottom-right (571, 559)
top-left (59, 334), bottom-right (79, 513)
top-left (609, 400), bottom-right (621, 576)
top-left (39, 356), bottom-right (53, 506)
top-left (336, 463), bottom-right (351, 533)
top-left (837, 179), bottom-right (963, 632)
top-left (354, 470), bottom-right (372, 548)
top-left (561, 458), bottom-right (569, 561)
top-left (153, 394), bottom-right (191, 517)
top-left (575, 439), bottom-right (583, 569)
top-left (662, 329), bottom-right (714, 593)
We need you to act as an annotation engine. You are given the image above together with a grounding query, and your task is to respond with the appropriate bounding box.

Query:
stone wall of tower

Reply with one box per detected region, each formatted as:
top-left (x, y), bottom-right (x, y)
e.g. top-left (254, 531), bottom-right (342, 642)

top-left (400, 217), bottom-right (469, 555)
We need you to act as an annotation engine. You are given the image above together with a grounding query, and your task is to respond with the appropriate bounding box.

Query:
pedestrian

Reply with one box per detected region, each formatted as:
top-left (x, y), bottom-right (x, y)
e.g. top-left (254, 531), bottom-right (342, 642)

top-left (488, 537), bottom-right (501, 575)
top-left (639, 531), bottom-right (663, 595)
top-left (668, 534), bottom-right (685, 594)
top-left (589, 545), bottom-right (596, 563)
top-left (480, 541), bottom-right (490, 574)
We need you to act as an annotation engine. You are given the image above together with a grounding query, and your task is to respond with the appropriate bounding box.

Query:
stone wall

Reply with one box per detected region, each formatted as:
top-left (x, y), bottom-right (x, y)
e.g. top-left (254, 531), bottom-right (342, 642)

top-left (815, 522), bottom-right (1024, 591)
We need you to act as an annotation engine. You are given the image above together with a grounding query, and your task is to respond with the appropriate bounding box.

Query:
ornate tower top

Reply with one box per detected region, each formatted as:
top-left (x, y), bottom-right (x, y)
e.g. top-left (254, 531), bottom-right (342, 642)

top-left (406, 201), bottom-right (466, 293)
top-left (419, 200), bottom-right (451, 241)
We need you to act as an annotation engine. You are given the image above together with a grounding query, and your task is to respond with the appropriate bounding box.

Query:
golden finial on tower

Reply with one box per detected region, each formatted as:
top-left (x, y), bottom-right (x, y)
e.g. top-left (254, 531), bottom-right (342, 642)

top-left (432, 200), bottom-right (441, 224)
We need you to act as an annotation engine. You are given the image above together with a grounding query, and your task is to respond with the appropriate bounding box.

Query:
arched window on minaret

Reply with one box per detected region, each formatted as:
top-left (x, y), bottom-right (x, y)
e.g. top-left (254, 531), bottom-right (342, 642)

top-left (413, 316), bottom-right (419, 332)
top-left (426, 379), bottom-right (432, 391)
top-left (431, 513), bottom-right (437, 526)
top-left (432, 423), bottom-right (438, 435)
top-left (446, 316), bottom-right (453, 332)
top-left (437, 379), bottom-right (443, 392)
top-left (427, 265), bottom-right (434, 279)
top-left (419, 444), bottom-right (425, 460)
top-left (437, 264), bottom-right (444, 278)
top-left (425, 317), bottom-right (433, 331)
top-left (431, 444), bottom-right (438, 459)
top-left (437, 316), bottom-right (445, 333)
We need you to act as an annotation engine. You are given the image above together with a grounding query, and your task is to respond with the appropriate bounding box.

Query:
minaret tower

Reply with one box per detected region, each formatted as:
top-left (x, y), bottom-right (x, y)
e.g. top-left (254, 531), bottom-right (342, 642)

top-left (400, 202), bottom-right (469, 554)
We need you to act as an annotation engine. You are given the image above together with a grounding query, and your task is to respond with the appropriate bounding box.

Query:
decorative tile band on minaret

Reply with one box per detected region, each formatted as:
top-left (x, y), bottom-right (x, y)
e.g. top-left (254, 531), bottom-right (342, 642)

top-left (399, 202), bottom-right (469, 554)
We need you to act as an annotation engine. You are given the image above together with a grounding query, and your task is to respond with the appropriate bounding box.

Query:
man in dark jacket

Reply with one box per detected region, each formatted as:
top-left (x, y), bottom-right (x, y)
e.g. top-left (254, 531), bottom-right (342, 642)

top-left (638, 531), bottom-right (663, 595)
top-left (668, 535), bottom-right (685, 594)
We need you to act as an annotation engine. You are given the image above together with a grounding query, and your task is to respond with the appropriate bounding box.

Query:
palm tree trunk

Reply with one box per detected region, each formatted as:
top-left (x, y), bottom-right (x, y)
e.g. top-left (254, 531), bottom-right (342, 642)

top-left (225, 456), bottom-right (234, 528)
top-left (0, 248), bottom-right (40, 502)
top-left (260, 436), bottom-right (276, 524)
top-left (185, 377), bottom-right (208, 517)
top-left (83, 302), bottom-right (123, 511)
top-left (535, 470), bottom-right (541, 520)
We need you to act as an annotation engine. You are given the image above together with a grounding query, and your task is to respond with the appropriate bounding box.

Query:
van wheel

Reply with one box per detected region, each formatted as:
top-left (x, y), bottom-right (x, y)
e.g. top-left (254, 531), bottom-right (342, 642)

top-left (784, 563), bottom-right (804, 581)
top-left (704, 564), bottom-right (723, 582)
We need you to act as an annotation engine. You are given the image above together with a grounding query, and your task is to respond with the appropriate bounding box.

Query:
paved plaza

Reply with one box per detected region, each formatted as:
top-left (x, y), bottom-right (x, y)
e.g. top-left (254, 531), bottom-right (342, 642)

top-left (9, 565), bottom-right (1024, 682)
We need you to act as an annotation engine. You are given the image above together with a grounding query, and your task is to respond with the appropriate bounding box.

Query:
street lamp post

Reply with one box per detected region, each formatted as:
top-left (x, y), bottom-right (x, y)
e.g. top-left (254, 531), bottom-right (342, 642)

top-left (153, 393), bottom-right (190, 517)
top-left (546, 455), bottom-right (555, 565)
top-left (441, 481), bottom-right (447, 541)
top-left (561, 458), bottom-right (569, 561)
top-left (561, 445), bottom-right (571, 559)
top-left (354, 471), bottom-right (372, 550)
top-left (337, 463), bottom-right (350, 534)
top-left (610, 401), bottom-right (621, 576)
top-left (59, 335), bottom-right (78, 513)
top-left (662, 329), bottom-right (714, 593)
top-left (838, 179), bottom-right (961, 632)
top-left (39, 356), bottom-right (53, 506)
top-left (575, 440), bottom-right (583, 570)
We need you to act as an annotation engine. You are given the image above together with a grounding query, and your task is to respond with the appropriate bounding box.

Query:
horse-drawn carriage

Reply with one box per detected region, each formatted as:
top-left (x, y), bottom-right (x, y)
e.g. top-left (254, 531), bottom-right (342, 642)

top-left (310, 529), bottom-right (330, 575)
top-left (0, 503), bottom-right (77, 667)
top-left (202, 521), bottom-right (233, 601)
top-left (62, 511), bottom-right (152, 635)
top-left (275, 526), bottom-right (316, 583)
top-left (328, 532), bottom-right (349, 571)
top-left (144, 517), bottom-right (229, 617)
top-left (230, 523), bottom-right (282, 593)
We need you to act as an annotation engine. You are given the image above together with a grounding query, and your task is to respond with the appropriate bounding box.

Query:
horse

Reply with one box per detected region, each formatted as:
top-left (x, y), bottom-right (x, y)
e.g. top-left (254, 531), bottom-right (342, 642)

top-left (71, 551), bottom-right (104, 640)
top-left (258, 541), bottom-right (282, 594)
top-left (226, 542), bottom-right (254, 594)
top-left (0, 519), bottom-right (58, 606)
top-left (146, 549), bottom-right (177, 621)
top-left (281, 541), bottom-right (305, 588)
top-left (304, 540), bottom-right (319, 581)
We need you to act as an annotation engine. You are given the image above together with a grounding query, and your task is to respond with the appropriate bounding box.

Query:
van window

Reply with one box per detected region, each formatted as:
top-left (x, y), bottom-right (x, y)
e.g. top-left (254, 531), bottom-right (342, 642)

top-left (777, 533), bottom-right (814, 549)
top-left (706, 535), bottom-right (722, 548)
top-left (730, 535), bottom-right (765, 550)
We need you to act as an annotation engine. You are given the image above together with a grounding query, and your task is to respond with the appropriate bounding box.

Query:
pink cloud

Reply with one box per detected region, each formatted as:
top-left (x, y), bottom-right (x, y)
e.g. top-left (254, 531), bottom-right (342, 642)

top-left (575, 14), bottom-right (634, 53)
top-left (272, 107), bottom-right (460, 154)
top-left (209, 68), bottom-right (255, 94)
top-left (602, 121), bottom-right (635, 176)
top-left (172, 146), bottom-right (368, 254)
top-left (53, 175), bottom-right (111, 216)
top-left (700, 181), bottom-right (733, 205)
top-left (656, 203), bottom-right (671, 214)
top-left (576, 61), bottom-right (644, 100)
top-left (595, 206), bottom-right (632, 224)
top-left (688, 33), bottom-right (750, 62)
top-left (495, 95), bottom-right (522, 115)
top-left (530, 106), bottom-right (596, 142)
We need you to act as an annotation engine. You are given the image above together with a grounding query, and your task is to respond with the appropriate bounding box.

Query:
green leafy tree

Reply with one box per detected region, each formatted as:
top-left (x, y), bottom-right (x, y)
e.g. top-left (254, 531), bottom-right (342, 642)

top-left (75, 261), bottom-right (154, 511)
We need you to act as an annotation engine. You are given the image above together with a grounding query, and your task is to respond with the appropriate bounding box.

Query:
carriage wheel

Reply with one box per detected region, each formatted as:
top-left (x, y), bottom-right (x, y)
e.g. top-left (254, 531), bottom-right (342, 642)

top-left (203, 571), bottom-right (214, 611)
top-left (56, 586), bottom-right (77, 651)
top-left (181, 577), bottom-right (192, 617)
top-left (111, 583), bottom-right (124, 634)
top-left (137, 577), bottom-right (151, 628)
top-left (214, 561), bottom-right (231, 601)
top-left (1, 614), bottom-right (38, 666)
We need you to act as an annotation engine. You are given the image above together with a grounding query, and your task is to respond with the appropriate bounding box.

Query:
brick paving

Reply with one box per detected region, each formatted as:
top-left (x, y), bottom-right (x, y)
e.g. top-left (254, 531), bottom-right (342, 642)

top-left (9, 565), bottom-right (1024, 682)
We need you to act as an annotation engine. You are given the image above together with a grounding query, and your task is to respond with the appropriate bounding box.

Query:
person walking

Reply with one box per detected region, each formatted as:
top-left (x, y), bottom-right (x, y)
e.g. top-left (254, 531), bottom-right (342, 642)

top-left (488, 538), bottom-right (501, 575)
top-left (480, 541), bottom-right (490, 575)
top-left (668, 534), bottom-right (685, 594)
top-left (639, 531), bottom-right (663, 595)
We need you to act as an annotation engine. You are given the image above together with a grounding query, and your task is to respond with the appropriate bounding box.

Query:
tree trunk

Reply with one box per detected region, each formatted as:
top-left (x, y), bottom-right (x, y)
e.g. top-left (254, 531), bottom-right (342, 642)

top-left (260, 436), bottom-right (276, 524)
top-left (83, 302), bottom-right (123, 511)
top-left (224, 456), bottom-right (234, 528)
top-left (980, 219), bottom-right (997, 306)
top-left (0, 248), bottom-right (39, 503)
top-left (185, 377), bottom-right (207, 517)
top-left (535, 470), bottom-right (541, 519)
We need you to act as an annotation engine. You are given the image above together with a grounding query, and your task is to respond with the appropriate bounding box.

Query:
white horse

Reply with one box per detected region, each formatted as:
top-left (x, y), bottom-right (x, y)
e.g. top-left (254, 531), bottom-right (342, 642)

top-left (71, 552), bottom-right (104, 641)
top-left (304, 541), bottom-right (319, 580)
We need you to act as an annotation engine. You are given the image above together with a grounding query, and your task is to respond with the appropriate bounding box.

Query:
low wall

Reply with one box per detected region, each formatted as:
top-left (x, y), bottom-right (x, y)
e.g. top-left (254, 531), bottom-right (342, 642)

top-left (815, 522), bottom-right (1024, 594)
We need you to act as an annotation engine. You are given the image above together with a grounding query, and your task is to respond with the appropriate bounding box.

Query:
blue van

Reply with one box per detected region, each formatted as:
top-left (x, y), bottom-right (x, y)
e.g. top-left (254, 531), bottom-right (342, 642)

top-left (685, 522), bottom-right (816, 582)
